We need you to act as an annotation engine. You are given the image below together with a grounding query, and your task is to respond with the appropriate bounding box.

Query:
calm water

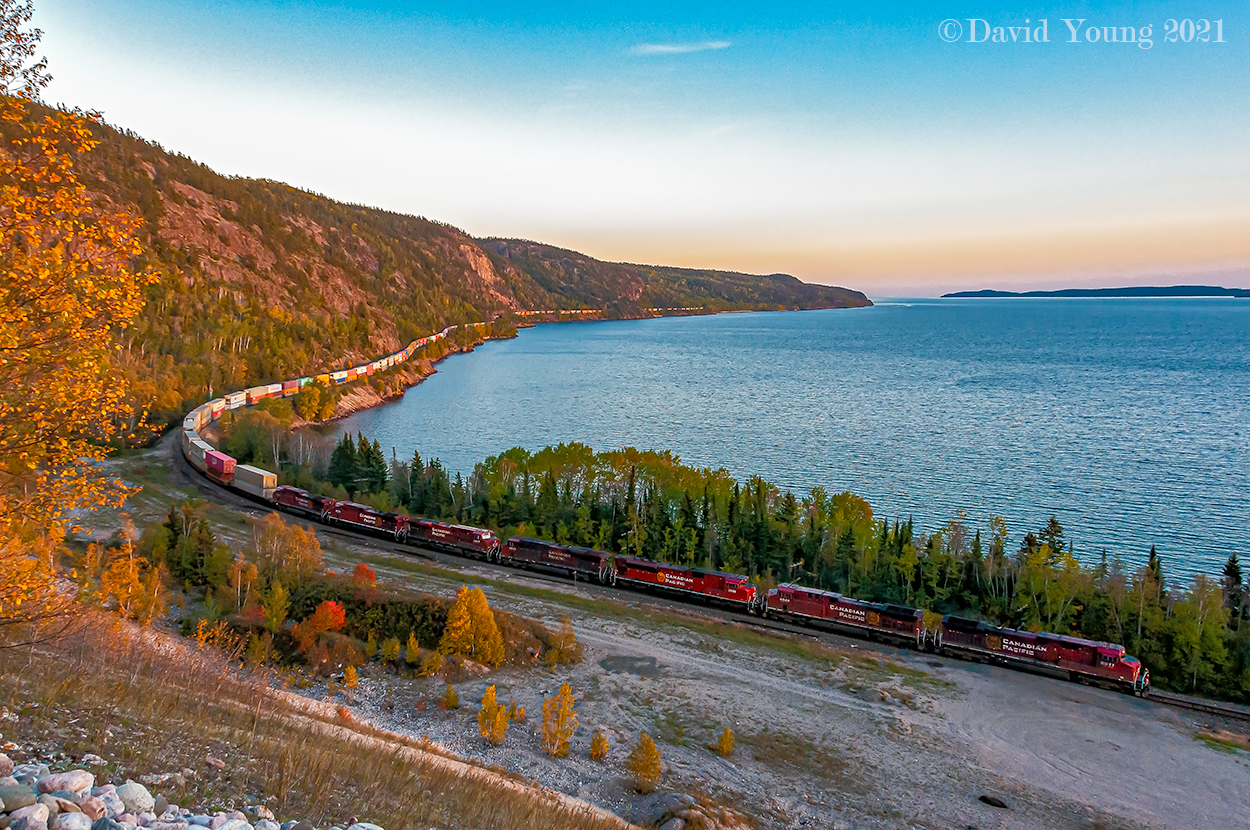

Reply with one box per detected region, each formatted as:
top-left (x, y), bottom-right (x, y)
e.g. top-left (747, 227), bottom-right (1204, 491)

top-left (340, 299), bottom-right (1250, 580)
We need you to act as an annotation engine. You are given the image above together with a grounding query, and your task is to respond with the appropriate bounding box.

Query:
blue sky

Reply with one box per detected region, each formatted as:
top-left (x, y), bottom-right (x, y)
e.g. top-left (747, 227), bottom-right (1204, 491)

top-left (36, 0), bottom-right (1250, 294)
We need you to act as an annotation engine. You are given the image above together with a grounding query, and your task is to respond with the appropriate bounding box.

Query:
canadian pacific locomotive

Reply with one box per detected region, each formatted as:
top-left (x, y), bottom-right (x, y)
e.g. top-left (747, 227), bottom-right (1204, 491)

top-left (178, 326), bottom-right (1150, 697)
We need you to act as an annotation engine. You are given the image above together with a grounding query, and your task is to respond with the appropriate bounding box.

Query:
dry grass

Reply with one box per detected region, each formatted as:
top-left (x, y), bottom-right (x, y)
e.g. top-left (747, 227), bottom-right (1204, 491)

top-left (0, 614), bottom-right (633, 830)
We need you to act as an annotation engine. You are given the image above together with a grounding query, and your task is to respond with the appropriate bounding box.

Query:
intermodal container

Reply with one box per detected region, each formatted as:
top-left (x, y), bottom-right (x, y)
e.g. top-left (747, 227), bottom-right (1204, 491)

top-left (224, 391), bottom-right (247, 410)
top-left (233, 464), bottom-right (277, 499)
top-left (205, 450), bottom-right (236, 484)
top-left (282, 380), bottom-right (300, 397)
top-left (209, 398), bottom-right (226, 418)
top-left (245, 386), bottom-right (269, 405)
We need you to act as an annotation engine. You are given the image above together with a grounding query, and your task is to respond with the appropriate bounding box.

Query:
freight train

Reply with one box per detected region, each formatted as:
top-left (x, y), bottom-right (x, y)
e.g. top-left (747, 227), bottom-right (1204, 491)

top-left (178, 329), bottom-right (1150, 696)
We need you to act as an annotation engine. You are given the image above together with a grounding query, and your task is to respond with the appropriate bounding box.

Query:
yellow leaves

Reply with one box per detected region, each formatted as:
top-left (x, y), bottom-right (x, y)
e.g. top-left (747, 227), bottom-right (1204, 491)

top-left (625, 731), bottom-right (663, 793)
top-left (437, 585), bottom-right (504, 667)
top-left (476, 684), bottom-right (511, 746)
top-left (540, 682), bottom-right (578, 758)
top-left (589, 729), bottom-right (609, 762)
top-left (713, 727), bottom-right (735, 758)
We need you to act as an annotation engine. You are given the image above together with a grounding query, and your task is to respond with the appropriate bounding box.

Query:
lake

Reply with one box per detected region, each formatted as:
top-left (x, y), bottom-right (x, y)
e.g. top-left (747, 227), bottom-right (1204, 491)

top-left (339, 298), bottom-right (1250, 581)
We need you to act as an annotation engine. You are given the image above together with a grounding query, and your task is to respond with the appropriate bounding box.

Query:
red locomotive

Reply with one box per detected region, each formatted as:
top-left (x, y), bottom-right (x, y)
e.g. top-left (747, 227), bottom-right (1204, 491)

top-left (939, 616), bottom-right (1149, 693)
top-left (410, 519), bottom-right (500, 559)
top-left (614, 557), bottom-right (758, 610)
top-left (273, 485), bottom-right (336, 521)
top-left (764, 583), bottom-right (925, 645)
top-left (500, 537), bottom-right (615, 584)
top-left (328, 501), bottom-right (410, 542)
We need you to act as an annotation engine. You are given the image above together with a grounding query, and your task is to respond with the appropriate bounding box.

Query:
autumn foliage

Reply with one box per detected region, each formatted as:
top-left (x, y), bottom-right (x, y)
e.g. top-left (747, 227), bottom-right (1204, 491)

top-left (438, 586), bottom-right (504, 667)
top-left (540, 683), bottom-right (578, 758)
top-left (476, 684), bottom-right (511, 746)
top-left (293, 600), bottom-right (346, 652)
top-left (589, 730), bottom-right (609, 762)
top-left (626, 731), bottom-right (663, 793)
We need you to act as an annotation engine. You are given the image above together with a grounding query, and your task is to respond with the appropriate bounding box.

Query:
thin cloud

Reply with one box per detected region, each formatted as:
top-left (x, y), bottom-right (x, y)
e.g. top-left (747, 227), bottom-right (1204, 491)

top-left (632, 41), bottom-right (732, 56)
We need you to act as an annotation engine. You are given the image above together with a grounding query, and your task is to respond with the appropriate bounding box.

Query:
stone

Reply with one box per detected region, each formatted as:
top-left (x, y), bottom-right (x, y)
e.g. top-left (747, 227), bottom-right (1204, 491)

top-left (48, 793), bottom-right (81, 805)
top-left (13, 766), bottom-right (49, 781)
top-left (145, 823), bottom-right (188, 830)
top-left (37, 774), bottom-right (94, 796)
top-left (152, 799), bottom-right (167, 819)
top-left (0, 755), bottom-right (12, 778)
top-left (216, 821), bottom-right (251, 830)
top-left (278, 824), bottom-right (296, 830)
top-left (659, 820), bottom-right (685, 830)
top-left (978, 795), bottom-right (1008, 810)
top-left (186, 819), bottom-right (211, 828)
top-left (344, 825), bottom-right (382, 830)
top-left (36, 796), bottom-right (59, 815)
top-left (114, 786), bottom-right (153, 817)
top-left (204, 818), bottom-right (225, 830)
top-left (632, 793), bottom-right (695, 827)
top-left (0, 786), bottom-right (39, 811)
top-left (289, 822), bottom-right (315, 830)
top-left (77, 798), bottom-right (106, 821)
top-left (252, 823), bottom-right (277, 830)
top-left (202, 758), bottom-right (224, 773)
top-left (10, 806), bottom-right (50, 824)
top-left (57, 816), bottom-right (91, 830)
top-left (10, 818), bottom-right (48, 830)
top-left (77, 759), bottom-right (104, 770)
top-left (244, 809), bottom-right (271, 824)
top-left (90, 819), bottom-right (124, 830)
top-left (96, 793), bottom-right (124, 820)
top-left (53, 800), bottom-right (80, 815)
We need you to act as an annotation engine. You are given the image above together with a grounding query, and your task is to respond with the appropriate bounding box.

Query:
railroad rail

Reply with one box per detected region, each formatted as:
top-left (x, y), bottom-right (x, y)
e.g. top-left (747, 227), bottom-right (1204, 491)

top-left (1147, 689), bottom-right (1250, 724)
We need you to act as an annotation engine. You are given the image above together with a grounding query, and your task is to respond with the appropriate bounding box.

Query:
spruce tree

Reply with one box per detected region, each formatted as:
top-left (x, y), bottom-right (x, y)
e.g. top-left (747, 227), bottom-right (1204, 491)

top-left (328, 433), bottom-right (358, 491)
top-left (1223, 553), bottom-right (1244, 625)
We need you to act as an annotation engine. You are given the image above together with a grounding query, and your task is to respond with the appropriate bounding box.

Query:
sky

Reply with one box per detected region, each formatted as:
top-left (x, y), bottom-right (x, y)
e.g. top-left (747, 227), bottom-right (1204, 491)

top-left (35, 0), bottom-right (1250, 296)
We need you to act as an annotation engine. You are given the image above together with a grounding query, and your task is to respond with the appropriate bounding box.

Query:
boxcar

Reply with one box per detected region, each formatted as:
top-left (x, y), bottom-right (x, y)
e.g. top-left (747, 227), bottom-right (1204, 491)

top-left (939, 616), bottom-right (1149, 693)
top-left (614, 557), bottom-right (757, 609)
top-left (273, 485), bottom-right (336, 520)
top-left (766, 584), bottom-right (924, 645)
top-left (205, 450), bottom-right (236, 485)
top-left (410, 520), bottom-right (500, 559)
top-left (500, 537), bottom-right (614, 583)
top-left (330, 501), bottom-right (409, 541)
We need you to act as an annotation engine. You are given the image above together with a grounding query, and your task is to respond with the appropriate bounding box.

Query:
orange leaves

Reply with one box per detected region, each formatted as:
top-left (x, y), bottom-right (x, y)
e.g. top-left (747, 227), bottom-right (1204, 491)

top-left (293, 599), bottom-right (346, 653)
top-left (540, 683), bottom-right (578, 758)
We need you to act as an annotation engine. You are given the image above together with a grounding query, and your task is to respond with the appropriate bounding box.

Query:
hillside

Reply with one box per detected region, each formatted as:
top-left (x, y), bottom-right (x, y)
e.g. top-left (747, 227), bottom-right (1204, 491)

top-left (38, 113), bottom-right (868, 432)
top-left (943, 285), bottom-right (1250, 298)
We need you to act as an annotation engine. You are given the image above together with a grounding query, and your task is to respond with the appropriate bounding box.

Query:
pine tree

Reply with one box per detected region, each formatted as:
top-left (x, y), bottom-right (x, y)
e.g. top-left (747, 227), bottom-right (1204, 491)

top-left (1223, 552), bottom-right (1244, 627)
top-left (439, 684), bottom-right (459, 710)
top-left (477, 685), bottom-right (510, 746)
top-left (438, 586), bottom-right (476, 657)
top-left (540, 683), bottom-right (578, 758)
top-left (589, 729), bottom-right (609, 761)
top-left (328, 434), bottom-right (358, 490)
top-left (466, 587), bottom-right (505, 667)
top-left (625, 731), bottom-right (662, 793)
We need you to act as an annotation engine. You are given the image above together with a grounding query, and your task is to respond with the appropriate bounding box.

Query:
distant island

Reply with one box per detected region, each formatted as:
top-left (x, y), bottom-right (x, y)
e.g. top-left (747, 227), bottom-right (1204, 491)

top-left (943, 285), bottom-right (1250, 299)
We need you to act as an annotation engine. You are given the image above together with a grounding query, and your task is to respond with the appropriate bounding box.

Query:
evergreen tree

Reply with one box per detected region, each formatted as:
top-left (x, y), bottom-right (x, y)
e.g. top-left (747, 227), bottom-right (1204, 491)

top-left (1223, 553), bottom-right (1244, 625)
top-left (328, 433), bottom-right (358, 491)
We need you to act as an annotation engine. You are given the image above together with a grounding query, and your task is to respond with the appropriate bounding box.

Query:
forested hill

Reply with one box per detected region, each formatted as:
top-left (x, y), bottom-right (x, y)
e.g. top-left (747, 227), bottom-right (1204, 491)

top-left (480, 239), bottom-right (871, 312)
top-left (50, 112), bottom-right (867, 432)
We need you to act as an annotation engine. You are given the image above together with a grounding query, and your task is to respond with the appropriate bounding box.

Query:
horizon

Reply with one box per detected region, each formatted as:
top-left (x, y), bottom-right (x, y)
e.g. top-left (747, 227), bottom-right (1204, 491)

top-left (35, 0), bottom-right (1250, 296)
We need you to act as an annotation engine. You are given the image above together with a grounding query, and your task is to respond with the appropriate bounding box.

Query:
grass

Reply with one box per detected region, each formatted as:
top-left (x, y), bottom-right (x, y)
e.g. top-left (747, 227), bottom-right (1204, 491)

top-left (1196, 729), bottom-right (1250, 754)
top-left (737, 729), bottom-right (867, 795)
top-left (0, 614), bottom-right (632, 830)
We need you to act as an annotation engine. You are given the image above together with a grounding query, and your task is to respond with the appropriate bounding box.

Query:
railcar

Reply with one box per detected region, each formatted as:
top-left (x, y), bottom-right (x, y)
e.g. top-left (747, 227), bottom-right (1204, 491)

top-left (764, 584), bottom-right (925, 645)
top-left (614, 557), bottom-right (757, 610)
top-left (233, 464), bottom-right (277, 500)
top-left (209, 398), bottom-right (226, 418)
top-left (501, 537), bottom-right (615, 583)
top-left (205, 450), bottom-right (236, 485)
top-left (410, 519), bottom-right (500, 559)
top-left (224, 391), bottom-right (247, 410)
top-left (273, 485), bottom-right (336, 520)
top-left (939, 616), bottom-right (1149, 694)
top-left (329, 501), bottom-right (409, 541)
top-left (281, 380), bottom-right (300, 397)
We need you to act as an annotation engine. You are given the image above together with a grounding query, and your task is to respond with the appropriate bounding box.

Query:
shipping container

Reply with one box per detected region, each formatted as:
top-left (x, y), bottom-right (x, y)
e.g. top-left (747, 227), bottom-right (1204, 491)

top-left (234, 464), bottom-right (277, 492)
top-left (298, 376), bottom-right (313, 387)
top-left (209, 398), bottom-right (226, 418)
top-left (282, 380), bottom-right (300, 396)
top-left (265, 383), bottom-right (283, 397)
top-left (185, 437), bottom-right (212, 472)
top-left (331, 370), bottom-right (348, 385)
top-left (245, 386), bottom-right (269, 405)
top-left (316, 373), bottom-right (331, 385)
top-left (205, 450), bottom-right (236, 484)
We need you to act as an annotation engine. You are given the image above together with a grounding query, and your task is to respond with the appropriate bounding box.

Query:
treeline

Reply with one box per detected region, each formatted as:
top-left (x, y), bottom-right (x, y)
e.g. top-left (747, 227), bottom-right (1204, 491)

top-left (263, 438), bottom-right (1250, 702)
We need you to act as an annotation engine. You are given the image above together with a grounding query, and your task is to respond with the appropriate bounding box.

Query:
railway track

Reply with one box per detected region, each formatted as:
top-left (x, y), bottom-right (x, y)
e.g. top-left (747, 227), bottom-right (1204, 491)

top-left (169, 434), bottom-right (1250, 728)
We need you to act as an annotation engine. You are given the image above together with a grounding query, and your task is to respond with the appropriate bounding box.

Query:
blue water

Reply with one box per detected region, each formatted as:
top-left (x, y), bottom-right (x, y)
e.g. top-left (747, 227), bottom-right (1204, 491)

top-left (340, 299), bottom-right (1250, 580)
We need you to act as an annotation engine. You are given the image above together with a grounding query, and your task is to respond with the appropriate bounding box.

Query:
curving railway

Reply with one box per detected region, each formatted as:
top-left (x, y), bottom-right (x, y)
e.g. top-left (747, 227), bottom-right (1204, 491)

top-left (174, 322), bottom-right (1250, 721)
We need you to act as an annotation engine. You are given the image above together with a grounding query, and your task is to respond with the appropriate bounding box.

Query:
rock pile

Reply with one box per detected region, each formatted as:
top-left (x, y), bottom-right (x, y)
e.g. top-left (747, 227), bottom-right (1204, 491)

top-left (0, 755), bottom-right (383, 830)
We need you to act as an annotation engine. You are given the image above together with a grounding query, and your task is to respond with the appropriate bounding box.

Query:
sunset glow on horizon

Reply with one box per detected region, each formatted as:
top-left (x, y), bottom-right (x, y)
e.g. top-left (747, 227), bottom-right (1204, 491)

top-left (37, 0), bottom-right (1250, 295)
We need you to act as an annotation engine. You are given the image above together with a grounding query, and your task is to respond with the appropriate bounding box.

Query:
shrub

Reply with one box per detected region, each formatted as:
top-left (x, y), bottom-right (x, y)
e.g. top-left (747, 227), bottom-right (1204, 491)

top-left (543, 617), bottom-right (583, 666)
top-left (714, 727), bottom-right (735, 757)
top-left (406, 631), bottom-right (421, 666)
top-left (380, 636), bottom-right (401, 663)
top-left (626, 732), bottom-right (662, 793)
top-left (419, 650), bottom-right (443, 677)
top-left (540, 683), bottom-right (578, 758)
top-left (365, 631), bottom-right (378, 658)
top-left (439, 684), bottom-right (460, 710)
top-left (589, 729), bottom-right (609, 761)
top-left (343, 664), bottom-right (359, 688)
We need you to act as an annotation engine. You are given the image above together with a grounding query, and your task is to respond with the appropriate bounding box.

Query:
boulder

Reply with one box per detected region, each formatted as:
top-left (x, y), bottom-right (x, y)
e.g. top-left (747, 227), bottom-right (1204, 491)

top-left (631, 793), bottom-right (695, 828)
top-left (77, 799), bottom-right (106, 821)
top-left (96, 793), bottom-right (124, 820)
top-left (253, 823), bottom-right (279, 830)
top-left (77, 759), bottom-right (104, 770)
top-left (114, 787), bottom-right (153, 817)
top-left (57, 816), bottom-right (91, 830)
top-left (151, 799), bottom-right (167, 820)
top-left (289, 822), bottom-right (315, 830)
top-left (345, 824), bottom-right (383, 830)
top-left (52, 800), bottom-right (80, 815)
top-left (35, 796), bottom-right (59, 816)
top-left (0, 755), bottom-right (12, 778)
top-left (90, 819), bottom-right (124, 830)
top-left (10, 805), bottom-right (50, 824)
top-left (658, 820), bottom-right (685, 830)
top-left (10, 818), bottom-right (48, 830)
top-left (13, 766), bottom-right (49, 781)
top-left (216, 821), bottom-right (252, 830)
top-left (37, 774), bottom-right (93, 796)
top-left (978, 795), bottom-right (1008, 810)
top-left (0, 786), bottom-right (39, 811)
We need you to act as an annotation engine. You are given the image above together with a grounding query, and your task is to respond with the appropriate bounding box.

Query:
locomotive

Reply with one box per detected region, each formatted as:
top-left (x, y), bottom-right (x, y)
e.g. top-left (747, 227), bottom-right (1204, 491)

top-left (178, 331), bottom-right (1150, 697)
